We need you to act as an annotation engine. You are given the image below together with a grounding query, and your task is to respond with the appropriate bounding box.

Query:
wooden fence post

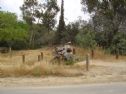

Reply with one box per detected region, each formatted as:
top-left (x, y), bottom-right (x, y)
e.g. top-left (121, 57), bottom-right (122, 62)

top-left (41, 52), bottom-right (43, 60)
top-left (86, 54), bottom-right (89, 71)
top-left (73, 48), bottom-right (76, 55)
top-left (22, 54), bottom-right (25, 63)
top-left (38, 55), bottom-right (41, 62)
top-left (91, 49), bottom-right (94, 59)
top-left (116, 49), bottom-right (119, 59)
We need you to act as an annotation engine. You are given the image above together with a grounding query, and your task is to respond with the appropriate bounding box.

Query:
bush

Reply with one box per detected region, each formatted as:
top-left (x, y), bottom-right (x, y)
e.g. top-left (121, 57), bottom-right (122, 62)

top-left (12, 40), bottom-right (28, 50)
top-left (75, 28), bottom-right (97, 50)
top-left (109, 32), bottom-right (126, 55)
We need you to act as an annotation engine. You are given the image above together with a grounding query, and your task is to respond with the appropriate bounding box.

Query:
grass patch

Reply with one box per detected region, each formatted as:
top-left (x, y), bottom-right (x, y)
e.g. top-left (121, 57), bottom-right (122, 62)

top-left (0, 63), bottom-right (83, 77)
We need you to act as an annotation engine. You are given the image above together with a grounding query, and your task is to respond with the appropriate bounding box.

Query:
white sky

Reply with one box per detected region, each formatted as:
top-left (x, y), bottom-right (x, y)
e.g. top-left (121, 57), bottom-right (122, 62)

top-left (0, 0), bottom-right (90, 24)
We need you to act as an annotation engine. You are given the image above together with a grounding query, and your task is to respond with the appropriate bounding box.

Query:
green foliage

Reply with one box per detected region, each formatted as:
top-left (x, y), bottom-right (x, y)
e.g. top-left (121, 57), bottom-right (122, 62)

top-left (81, 0), bottom-right (99, 13)
top-left (20, 0), bottom-right (39, 48)
top-left (61, 22), bottom-right (79, 44)
top-left (81, 0), bottom-right (126, 56)
top-left (42, 0), bottom-right (59, 32)
top-left (35, 0), bottom-right (59, 32)
top-left (82, 0), bottom-right (126, 15)
top-left (0, 11), bottom-right (28, 48)
top-left (56, 0), bottom-right (65, 44)
top-left (65, 60), bottom-right (75, 65)
top-left (76, 27), bottom-right (96, 50)
top-left (20, 0), bottom-right (38, 25)
top-left (109, 32), bottom-right (126, 55)
top-left (20, 0), bottom-right (59, 48)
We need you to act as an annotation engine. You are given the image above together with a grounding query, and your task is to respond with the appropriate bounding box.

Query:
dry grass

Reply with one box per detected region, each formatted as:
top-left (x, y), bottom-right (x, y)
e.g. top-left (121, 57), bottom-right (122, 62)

top-left (0, 62), bottom-right (85, 77)
top-left (75, 46), bottom-right (126, 62)
top-left (0, 46), bottom-right (126, 77)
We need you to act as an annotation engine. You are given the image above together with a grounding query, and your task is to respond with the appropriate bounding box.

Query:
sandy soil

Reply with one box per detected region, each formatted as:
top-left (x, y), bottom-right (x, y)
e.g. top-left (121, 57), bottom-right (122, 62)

top-left (0, 60), bottom-right (126, 87)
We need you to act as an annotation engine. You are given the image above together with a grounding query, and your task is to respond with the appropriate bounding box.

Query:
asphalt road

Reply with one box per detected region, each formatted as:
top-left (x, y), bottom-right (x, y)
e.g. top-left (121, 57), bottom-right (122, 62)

top-left (0, 83), bottom-right (126, 94)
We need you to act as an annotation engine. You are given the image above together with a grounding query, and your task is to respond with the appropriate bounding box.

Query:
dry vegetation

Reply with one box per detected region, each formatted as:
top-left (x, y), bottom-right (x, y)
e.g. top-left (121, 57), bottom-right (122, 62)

top-left (0, 47), bottom-right (126, 78)
top-left (0, 47), bottom-right (84, 77)
top-left (0, 62), bottom-right (86, 77)
top-left (76, 46), bottom-right (126, 62)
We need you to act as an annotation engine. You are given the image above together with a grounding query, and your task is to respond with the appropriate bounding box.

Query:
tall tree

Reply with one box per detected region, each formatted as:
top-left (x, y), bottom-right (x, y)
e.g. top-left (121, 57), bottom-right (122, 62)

top-left (82, 0), bottom-right (126, 41)
top-left (42, 0), bottom-right (59, 33)
top-left (21, 0), bottom-right (59, 47)
top-left (81, 0), bottom-right (126, 56)
top-left (20, 0), bottom-right (38, 48)
top-left (56, 0), bottom-right (65, 44)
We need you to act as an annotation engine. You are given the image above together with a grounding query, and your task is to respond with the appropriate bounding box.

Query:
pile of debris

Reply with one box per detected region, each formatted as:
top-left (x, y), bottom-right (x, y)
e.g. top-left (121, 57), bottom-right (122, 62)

top-left (52, 42), bottom-right (75, 62)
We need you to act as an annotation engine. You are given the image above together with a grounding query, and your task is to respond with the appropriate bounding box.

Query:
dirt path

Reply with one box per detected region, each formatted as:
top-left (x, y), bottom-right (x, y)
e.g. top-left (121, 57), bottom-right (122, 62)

top-left (92, 60), bottom-right (126, 68)
top-left (77, 59), bottom-right (126, 67)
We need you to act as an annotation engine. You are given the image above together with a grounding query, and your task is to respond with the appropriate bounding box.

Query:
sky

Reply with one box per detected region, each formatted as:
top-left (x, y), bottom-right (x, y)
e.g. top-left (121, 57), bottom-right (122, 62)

top-left (0, 0), bottom-right (90, 24)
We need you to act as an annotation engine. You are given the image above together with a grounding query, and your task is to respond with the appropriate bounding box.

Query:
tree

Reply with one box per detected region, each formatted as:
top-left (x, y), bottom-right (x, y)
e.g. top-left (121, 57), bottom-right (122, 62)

top-left (56, 0), bottom-right (65, 44)
top-left (20, 0), bottom-right (38, 48)
top-left (82, 0), bottom-right (126, 34)
top-left (0, 11), bottom-right (28, 52)
top-left (42, 0), bottom-right (59, 33)
top-left (20, 0), bottom-right (38, 24)
top-left (21, 0), bottom-right (59, 47)
top-left (76, 30), bottom-right (96, 50)
top-left (64, 22), bottom-right (80, 44)
top-left (110, 32), bottom-right (126, 58)
top-left (76, 25), bottom-right (97, 58)
top-left (35, 0), bottom-right (59, 32)
top-left (81, 0), bottom-right (126, 56)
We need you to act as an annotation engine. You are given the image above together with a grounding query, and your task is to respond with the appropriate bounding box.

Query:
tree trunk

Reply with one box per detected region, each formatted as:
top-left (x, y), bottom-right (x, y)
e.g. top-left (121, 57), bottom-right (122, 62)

top-left (29, 29), bottom-right (34, 49)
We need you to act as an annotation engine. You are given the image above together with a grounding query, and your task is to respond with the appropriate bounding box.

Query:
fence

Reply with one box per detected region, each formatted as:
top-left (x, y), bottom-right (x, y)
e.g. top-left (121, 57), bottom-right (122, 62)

top-left (0, 52), bottom-right (48, 65)
top-left (0, 52), bottom-right (90, 71)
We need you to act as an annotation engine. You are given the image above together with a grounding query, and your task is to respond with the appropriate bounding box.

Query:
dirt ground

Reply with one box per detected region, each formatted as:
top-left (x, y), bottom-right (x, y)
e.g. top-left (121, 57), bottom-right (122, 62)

top-left (0, 59), bottom-right (126, 87)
